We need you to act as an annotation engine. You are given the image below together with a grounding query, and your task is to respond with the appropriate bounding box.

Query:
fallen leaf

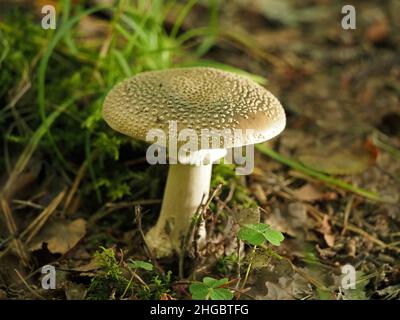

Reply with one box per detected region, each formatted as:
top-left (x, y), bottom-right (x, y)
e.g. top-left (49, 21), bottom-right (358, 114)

top-left (319, 215), bottom-right (335, 248)
top-left (256, 0), bottom-right (329, 26)
top-left (287, 202), bottom-right (308, 228)
top-left (30, 218), bottom-right (86, 254)
top-left (291, 184), bottom-right (324, 202)
top-left (257, 272), bottom-right (313, 300)
top-left (0, 289), bottom-right (7, 300)
top-left (298, 143), bottom-right (373, 175)
top-left (264, 281), bottom-right (293, 300)
top-left (365, 18), bottom-right (390, 44)
top-left (265, 203), bottom-right (309, 239)
top-left (232, 207), bottom-right (260, 226)
top-left (64, 282), bottom-right (87, 300)
top-left (251, 183), bottom-right (267, 204)
top-left (70, 260), bottom-right (99, 272)
top-left (160, 293), bottom-right (176, 300)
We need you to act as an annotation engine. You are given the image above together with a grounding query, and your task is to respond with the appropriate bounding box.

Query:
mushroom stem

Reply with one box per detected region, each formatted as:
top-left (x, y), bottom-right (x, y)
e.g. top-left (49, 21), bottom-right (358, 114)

top-left (145, 162), bottom-right (212, 258)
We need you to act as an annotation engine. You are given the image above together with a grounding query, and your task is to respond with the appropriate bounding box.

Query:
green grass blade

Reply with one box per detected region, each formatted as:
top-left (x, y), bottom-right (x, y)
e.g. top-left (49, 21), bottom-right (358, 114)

top-left (195, 0), bottom-right (219, 57)
top-left (38, 5), bottom-right (108, 120)
top-left (170, 0), bottom-right (198, 39)
top-left (113, 49), bottom-right (132, 77)
top-left (61, 0), bottom-right (78, 54)
top-left (37, 6), bottom-right (108, 168)
top-left (177, 26), bottom-right (214, 44)
top-left (121, 13), bottom-right (149, 42)
top-left (2, 99), bottom-right (73, 195)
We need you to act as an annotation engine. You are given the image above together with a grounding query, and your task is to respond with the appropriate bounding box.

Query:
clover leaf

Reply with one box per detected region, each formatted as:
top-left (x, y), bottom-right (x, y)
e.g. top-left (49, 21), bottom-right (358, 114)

top-left (189, 277), bottom-right (233, 300)
top-left (238, 223), bottom-right (284, 246)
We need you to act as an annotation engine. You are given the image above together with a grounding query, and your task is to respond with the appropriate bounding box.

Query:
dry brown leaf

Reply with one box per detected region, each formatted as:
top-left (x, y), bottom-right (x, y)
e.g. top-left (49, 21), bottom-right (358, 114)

top-left (255, 274), bottom-right (313, 300)
top-left (64, 282), bottom-right (87, 300)
top-left (78, 16), bottom-right (110, 40)
top-left (251, 183), bottom-right (267, 204)
top-left (0, 289), bottom-right (7, 300)
top-left (160, 293), bottom-right (176, 300)
top-left (298, 143), bottom-right (374, 175)
top-left (319, 215), bottom-right (335, 248)
top-left (287, 202), bottom-right (308, 229)
top-left (70, 260), bottom-right (99, 272)
top-left (365, 18), bottom-right (390, 44)
top-left (291, 184), bottom-right (324, 202)
top-left (30, 218), bottom-right (86, 254)
top-left (265, 203), bottom-right (308, 238)
top-left (232, 207), bottom-right (260, 226)
top-left (264, 281), bottom-right (294, 300)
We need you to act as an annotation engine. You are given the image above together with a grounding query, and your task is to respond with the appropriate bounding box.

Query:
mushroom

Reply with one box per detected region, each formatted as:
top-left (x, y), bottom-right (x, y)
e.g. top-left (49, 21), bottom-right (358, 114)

top-left (102, 67), bottom-right (286, 257)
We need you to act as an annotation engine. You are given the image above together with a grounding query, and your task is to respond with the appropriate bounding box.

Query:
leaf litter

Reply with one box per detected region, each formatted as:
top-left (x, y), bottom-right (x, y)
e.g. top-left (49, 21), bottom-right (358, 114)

top-left (1, 0), bottom-right (399, 300)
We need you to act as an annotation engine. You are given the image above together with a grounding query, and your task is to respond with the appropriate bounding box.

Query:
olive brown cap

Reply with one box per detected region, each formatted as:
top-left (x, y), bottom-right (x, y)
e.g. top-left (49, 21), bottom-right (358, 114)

top-left (102, 67), bottom-right (286, 149)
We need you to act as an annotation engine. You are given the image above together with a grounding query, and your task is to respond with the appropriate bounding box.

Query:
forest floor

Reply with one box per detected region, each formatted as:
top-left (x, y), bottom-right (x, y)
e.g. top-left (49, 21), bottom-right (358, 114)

top-left (0, 0), bottom-right (399, 300)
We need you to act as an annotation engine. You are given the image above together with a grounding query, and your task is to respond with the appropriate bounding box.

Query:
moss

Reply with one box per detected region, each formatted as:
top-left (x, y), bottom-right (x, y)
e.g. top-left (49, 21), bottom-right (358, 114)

top-left (87, 247), bottom-right (128, 300)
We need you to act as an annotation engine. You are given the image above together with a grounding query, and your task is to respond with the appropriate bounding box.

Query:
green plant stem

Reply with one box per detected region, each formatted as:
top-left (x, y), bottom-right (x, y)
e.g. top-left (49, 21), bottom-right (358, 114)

top-left (120, 274), bottom-right (134, 299)
top-left (241, 245), bottom-right (257, 291)
top-left (255, 144), bottom-right (386, 203)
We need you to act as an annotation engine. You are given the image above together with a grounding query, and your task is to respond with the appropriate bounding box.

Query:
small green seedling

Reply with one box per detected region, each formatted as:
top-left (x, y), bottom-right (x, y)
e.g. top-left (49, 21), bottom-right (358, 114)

top-left (238, 223), bottom-right (284, 246)
top-left (189, 277), bottom-right (234, 300)
top-left (236, 223), bottom-right (284, 292)
top-left (128, 260), bottom-right (154, 271)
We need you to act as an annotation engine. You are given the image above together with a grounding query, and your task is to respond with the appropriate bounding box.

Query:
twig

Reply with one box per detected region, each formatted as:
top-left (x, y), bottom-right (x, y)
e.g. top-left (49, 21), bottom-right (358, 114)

top-left (62, 150), bottom-right (99, 216)
top-left (135, 206), bottom-right (153, 260)
top-left (62, 160), bottom-right (87, 216)
top-left (134, 206), bottom-right (163, 276)
top-left (89, 199), bottom-right (161, 225)
top-left (341, 196), bottom-right (354, 235)
top-left (14, 269), bottom-right (45, 300)
top-left (306, 205), bottom-right (400, 253)
top-left (179, 193), bottom-right (207, 280)
top-left (235, 238), bottom-right (241, 290)
top-left (20, 190), bottom-right (66, 244)
top-left (0, 196), bottom-right (18, 235)
top-left (0, 196), bottom-right (29, 267)
top-left (284, 258), bottom-right (330, 291)
top-left (224, 182), bottom-right (236, 204)
top-left (179, 184), bottom-right (223, 279)
top-left (230, 287), bottom-right (256, 300)
top-left (239, 245), bottom-right (257, 295)
top-left (12, 199), bottom-right (44, 210)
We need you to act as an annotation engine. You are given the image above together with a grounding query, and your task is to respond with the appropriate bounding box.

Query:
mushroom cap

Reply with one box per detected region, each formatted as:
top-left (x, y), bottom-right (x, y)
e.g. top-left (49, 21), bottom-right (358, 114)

top-left (102, 67), bottom-right (286, 149)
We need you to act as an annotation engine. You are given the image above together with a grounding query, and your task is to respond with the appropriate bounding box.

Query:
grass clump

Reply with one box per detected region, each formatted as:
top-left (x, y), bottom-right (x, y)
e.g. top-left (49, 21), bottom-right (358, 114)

top-left (1, 0), bottom-right (232, 211)
top-left (1, 0), bottom-right (257, 214)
